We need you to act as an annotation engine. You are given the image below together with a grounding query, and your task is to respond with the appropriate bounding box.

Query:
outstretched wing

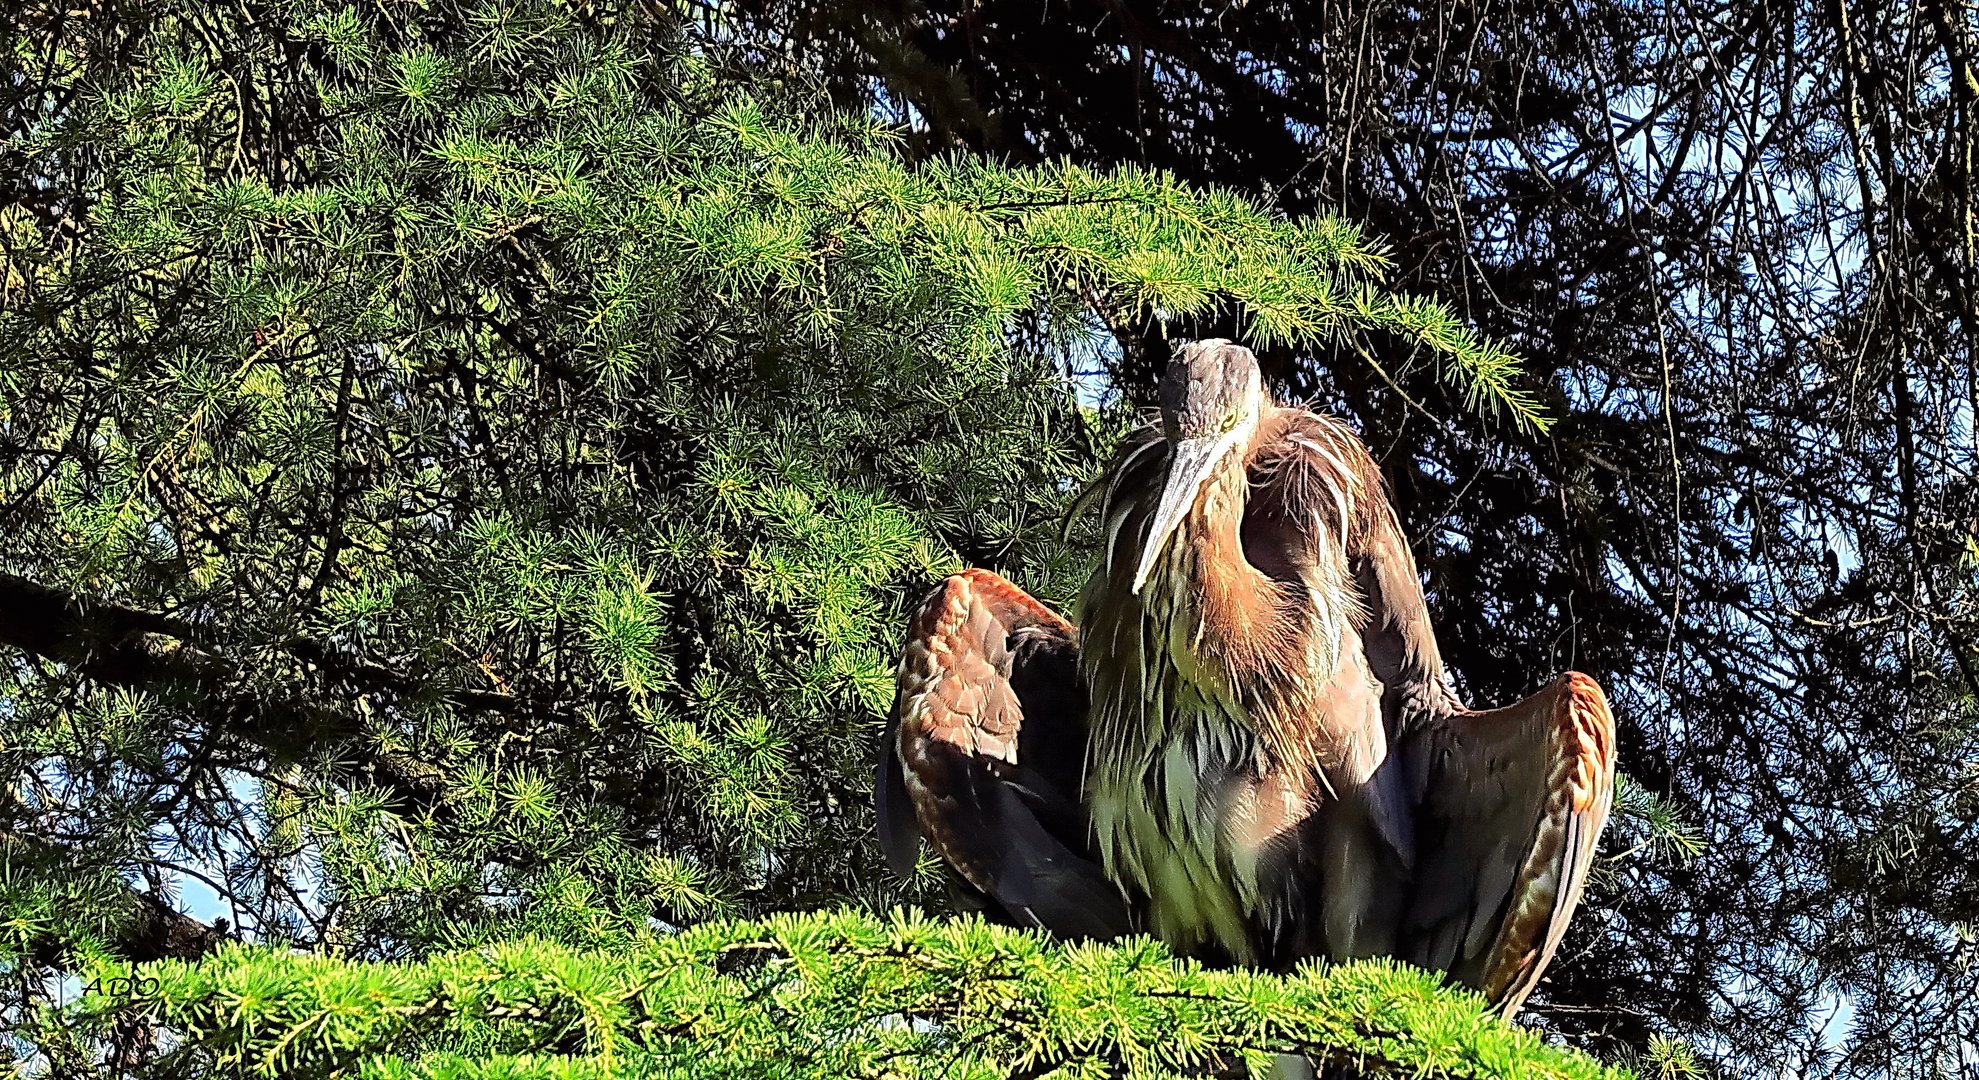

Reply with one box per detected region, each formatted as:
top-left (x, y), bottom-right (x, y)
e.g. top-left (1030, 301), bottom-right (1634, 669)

top-left (1399, 672), bottom-right (1617, 1017)
top-left (876, 568), bottom-right (1131, 940)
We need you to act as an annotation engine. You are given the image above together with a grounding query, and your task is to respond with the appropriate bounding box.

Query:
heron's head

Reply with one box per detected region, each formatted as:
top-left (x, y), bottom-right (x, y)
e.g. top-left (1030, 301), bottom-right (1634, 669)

top-left (1133, 339), bottom-right (1265, 594)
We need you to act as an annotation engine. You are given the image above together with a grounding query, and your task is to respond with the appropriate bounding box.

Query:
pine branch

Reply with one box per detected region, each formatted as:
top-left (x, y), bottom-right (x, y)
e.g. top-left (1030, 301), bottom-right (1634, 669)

top-left (61, 910), bottom-right (1631, 1080)
top-left (0, 571), bottom-right (457, 807)
top-left (0, 571), bottom-right (226, 687)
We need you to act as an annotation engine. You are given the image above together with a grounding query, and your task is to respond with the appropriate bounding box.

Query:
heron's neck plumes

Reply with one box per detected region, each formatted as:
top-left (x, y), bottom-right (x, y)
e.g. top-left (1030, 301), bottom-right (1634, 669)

top-left (1179, 461), bottom-right (1301, 690)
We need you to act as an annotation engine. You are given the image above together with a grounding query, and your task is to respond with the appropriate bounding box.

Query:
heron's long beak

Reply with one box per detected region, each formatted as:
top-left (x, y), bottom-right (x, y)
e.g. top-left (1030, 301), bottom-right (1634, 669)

top-left (1132, 432), bottom-right (1241, 595)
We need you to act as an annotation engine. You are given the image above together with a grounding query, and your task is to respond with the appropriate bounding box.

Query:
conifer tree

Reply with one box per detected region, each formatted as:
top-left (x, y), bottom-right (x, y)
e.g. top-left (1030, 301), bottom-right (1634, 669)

top-left (0, 2), bottom-right (1620, 1075)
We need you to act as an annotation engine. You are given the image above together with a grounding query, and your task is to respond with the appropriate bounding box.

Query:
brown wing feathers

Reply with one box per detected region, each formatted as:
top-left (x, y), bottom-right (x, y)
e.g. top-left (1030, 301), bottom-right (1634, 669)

top-left (878, 570), bottom-right (1130, 940)
top-left (1475, 673), bottom-right (1616, 1012)
top-left (1401, 672), bottom-right (1617, 1016)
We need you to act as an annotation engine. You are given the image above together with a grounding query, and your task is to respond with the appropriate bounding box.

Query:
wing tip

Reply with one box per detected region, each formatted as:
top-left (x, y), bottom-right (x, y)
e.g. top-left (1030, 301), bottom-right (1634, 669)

top-left (1473, 673), bottom-right (1617, 1015)
top-left (956, 569), bottom-right (1076, 632)
top-left (1553, 672), bottom-right (1617, 813)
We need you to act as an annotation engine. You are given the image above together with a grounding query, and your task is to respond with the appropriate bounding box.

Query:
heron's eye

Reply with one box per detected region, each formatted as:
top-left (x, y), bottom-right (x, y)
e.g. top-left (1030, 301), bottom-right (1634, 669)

top-left (1218, 409), bottom-right (1242, 433)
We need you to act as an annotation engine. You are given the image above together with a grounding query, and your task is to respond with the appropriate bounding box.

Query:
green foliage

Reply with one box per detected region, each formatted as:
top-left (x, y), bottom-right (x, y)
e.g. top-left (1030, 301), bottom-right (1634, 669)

top-left (1606, 775), bottom-right (1703, 867)
top-left (0, 857), bottom-right (134, 971)
top-left (0, 1), bottom-right (1586, 1075)
top-left (1621, 1036), bottom-right (1710, 1080)
top-left (54, 909), bottom-right (1625, 1080)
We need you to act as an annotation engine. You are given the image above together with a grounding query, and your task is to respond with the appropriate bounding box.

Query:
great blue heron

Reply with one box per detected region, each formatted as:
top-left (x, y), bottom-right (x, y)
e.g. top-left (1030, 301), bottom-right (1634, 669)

top-left (877, 339), bottom-right (1616, 1018)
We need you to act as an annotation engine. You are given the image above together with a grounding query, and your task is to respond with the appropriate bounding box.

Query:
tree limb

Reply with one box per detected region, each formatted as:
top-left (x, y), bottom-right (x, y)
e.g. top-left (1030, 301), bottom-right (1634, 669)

top-left (0, 571), bottom-right (450, 804)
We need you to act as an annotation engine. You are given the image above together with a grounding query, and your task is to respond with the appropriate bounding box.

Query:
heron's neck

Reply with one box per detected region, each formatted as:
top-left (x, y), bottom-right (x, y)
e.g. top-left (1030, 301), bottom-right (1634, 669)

top-left (1171, 467), bottom-right (1343, 780)
top-left (1184, 464), bottom-right (1293, 688)
top-left (1177, 449), bottom-right (1377, 772)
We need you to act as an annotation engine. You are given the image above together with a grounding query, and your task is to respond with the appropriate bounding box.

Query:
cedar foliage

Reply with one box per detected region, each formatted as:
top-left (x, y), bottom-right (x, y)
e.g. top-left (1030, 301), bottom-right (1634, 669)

top-left (41, 911), bottom-right (1628, 1080)
top-left (0, 1), bottom-right (1618, 1076)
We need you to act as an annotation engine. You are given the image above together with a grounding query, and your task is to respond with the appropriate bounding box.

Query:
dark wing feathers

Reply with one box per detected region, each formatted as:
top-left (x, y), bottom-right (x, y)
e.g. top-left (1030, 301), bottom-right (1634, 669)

top-left (877, 569), bottom-right (1130, 940)
top-left (875, 730), bottom-right (920, 878)
top-left (1248, 406), bottom-right (1614, 1014)
top-left (1400, 672), bottom-right (1617, 1016)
